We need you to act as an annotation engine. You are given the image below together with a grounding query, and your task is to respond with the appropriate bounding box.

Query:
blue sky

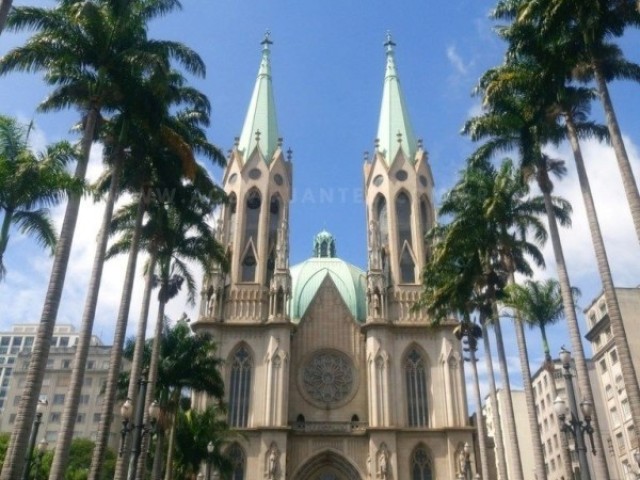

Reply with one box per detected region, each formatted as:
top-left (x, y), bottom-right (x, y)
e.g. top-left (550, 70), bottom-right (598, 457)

top-left (0, 1), bottom-right (639, 402)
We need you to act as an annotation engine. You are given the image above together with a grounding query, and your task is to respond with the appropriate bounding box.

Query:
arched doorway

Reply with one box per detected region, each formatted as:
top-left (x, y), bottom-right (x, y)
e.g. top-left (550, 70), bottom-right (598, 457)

top-left (293, 450), bottom-right (362, 480)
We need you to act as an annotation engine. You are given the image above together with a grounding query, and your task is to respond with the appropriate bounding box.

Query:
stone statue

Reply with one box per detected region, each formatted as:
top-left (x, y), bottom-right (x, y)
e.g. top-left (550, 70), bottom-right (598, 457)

top-left (366, 455), bottom-right (372, 479)
top-left (379, 448), bottom-right (389, 479)
top-left (266, 445), bottom-right (278, 479)
top-left (458, 449), bottom-right (467, 475)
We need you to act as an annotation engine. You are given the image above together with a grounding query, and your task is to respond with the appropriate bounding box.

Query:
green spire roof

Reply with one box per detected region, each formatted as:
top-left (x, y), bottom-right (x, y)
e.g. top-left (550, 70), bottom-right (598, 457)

top-left (238, 32), bottom-right (280, 163)
top-left (376, 33), bottom-right (418, 164)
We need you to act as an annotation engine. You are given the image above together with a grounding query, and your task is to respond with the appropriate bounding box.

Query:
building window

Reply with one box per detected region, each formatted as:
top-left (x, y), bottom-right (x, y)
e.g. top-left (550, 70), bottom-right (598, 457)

top-left (86, 361), bottom-right (95, 370)
top-left (229, 345), bottom-right (252, 427)
top-left (375, 195), bottom-right (389, 246)
top-left (49, 412), bottom-right (61, 423)
top-left (93, 413), bottom-right (101, 423)
top-left (610, 350), bottom-right (619, 365)
top-left (8, 414), bottom-right (16, 424)
top-left (405, 347), bottom-right (428, 427)
top-left (79, 395), bottom-right (90, 405)
top-left (411, 445), bottom-right (433, 480)
top-left (227, 443), bottom-right (246, 480)
top-left (12, 395), bottom-right (20, 406)
top-left (606, 384), bottom-right (613, 399)
top-left (616, 432), bottom-right (625, 451)
top-left (76, 413), bottom-right (85, 424)
top-left (396, 192), bottom-right (416, 283)
top-left (599, 359), bottom-right (607, 373)
top-left (53, 394), bottom-right (65, 405)
top-left (622, 398), bottom-right (631, 421)
top-left (611, 407), bottom-right (620, 427)
top-left (241, 190), bottom-right (261, 283)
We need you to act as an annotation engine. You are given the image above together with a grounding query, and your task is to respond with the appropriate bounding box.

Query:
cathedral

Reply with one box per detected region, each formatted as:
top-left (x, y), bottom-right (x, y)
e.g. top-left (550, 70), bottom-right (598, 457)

top-left (192, 33), bottom-right (476, 480)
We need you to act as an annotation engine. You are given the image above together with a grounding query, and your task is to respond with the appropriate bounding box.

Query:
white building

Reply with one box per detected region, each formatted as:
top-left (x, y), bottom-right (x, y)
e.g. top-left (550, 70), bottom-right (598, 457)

top-left (190, 34), bottom-right (476, 480)
top-left (482, 389), bottom-right (536, 480)
top-left (0, 323), bottom-right (101, 411)
top-left (0, 344), bottom-right (123, 451)
top-left (585, 287), bottom-right (640, 479)
top-left (531, 358), bottom-right (620, 480)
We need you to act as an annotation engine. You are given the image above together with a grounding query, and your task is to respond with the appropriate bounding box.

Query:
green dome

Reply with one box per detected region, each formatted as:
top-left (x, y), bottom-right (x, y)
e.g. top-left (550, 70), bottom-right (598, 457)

top-left (290, 232), bottom-right (366, 323)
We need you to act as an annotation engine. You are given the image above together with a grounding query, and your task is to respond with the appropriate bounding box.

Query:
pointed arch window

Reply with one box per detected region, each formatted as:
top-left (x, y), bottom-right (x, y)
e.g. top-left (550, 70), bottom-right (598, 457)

top-left (227, 194), bottom-right (237, 245)
top-left (241, 190), bottom-right (261, 282)
top-left (227, 443), bottom-right (246, 480)
top-left (375, 195), bottom-right (389, 246)
top-left (405, 348), bottom-right (428, 427)
top-left (396, 192), bottom-right (416, 283)
top-left (411, 446), bottom-right (433, 480)
top-left (229, 345), bottom-right (252, 427)
top-left (420, 196), bottom-right (432, 260)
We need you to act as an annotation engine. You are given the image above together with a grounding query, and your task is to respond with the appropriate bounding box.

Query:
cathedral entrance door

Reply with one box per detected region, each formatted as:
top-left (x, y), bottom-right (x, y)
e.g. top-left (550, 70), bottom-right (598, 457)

top-left (293, 451), bottom-right (362, 480)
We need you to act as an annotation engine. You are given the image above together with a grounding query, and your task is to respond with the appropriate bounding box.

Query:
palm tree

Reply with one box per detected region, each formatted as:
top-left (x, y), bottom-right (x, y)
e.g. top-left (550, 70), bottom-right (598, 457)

top-left (495, 8), bottom-right (640, 437)
top-left (465, 61), bottom-right (611, 479)
top-left (513, 0), bottom-right (640, 244)
top-left (502, 278), bottom-right (578, 480)
top-left (0, 1), bottom-right (200, 476)
top-left (117, 318), bottom-right (226, 480)
top-left (88, 71), bottom-right (225, 480)
top-left (47, 31), bottom-right (210, 480)
top-left (0, 0), bottom-right (11, 35)
top-left (0, 115), bottom-right (80, 280)
top-left (173, 404), bottom-right (234, 480)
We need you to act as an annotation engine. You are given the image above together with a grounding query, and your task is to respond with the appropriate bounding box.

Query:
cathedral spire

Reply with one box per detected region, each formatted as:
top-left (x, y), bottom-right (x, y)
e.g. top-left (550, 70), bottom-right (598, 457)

top-left (238, 31), bottom-right (280, 163)
top-left (376, 33), bottom-right (418, 164)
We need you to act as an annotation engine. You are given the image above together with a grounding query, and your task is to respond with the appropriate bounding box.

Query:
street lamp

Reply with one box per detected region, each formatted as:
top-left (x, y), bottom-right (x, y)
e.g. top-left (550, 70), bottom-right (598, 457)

top-left (554, 348), bottom-right (596, 480)
top-left (22, 398), bottom-right (48, 480)
top-left (117, 370), bottom-right (161, 480)
top-left (206, 441), bottom-right (214, 480)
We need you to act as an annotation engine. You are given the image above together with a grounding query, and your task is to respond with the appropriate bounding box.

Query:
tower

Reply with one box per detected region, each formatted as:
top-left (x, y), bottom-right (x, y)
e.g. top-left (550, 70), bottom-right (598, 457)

top-left (193, 33), bottom-right (293, 479)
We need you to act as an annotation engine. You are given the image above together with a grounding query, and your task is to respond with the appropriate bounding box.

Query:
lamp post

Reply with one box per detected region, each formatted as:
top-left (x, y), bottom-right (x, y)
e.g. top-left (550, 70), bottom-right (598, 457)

top-left (22, 398), bottom-right (48, 480)
top-left (206, 441), bottom-right (214, 480)
top-left (117, 371), bottom-right (160, 480)
top-left (554, 348), bottom-right (596, 480)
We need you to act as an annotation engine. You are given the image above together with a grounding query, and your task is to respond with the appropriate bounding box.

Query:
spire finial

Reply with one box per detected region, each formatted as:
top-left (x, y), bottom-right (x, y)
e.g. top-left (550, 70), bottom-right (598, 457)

top-left (384, 31), bottom-right (396, 54)
top-left (261, 30), bottom-right (273, 49)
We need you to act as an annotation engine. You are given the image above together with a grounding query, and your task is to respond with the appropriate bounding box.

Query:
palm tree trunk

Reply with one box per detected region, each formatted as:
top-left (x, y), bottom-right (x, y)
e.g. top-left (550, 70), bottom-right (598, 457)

top-left (470, 343), bottom-right (491, 480)
top-left (0, 107), bottom-right (99, 480)
top-left (481, 321), bottom-right (509, 480)
top-left (49, 152), bottom-right (123, 480)
top-left (0, 208), bottom-right (14, 278)
top-left (492, 317), bottom-right (525, 480)
top-left (592, 65), bottom-right (640, 245)
top-left (151, 429), bottom-right (165, 480)
top-left (536, 166), bottom-right (610, 479)
top-left (89, 195), bottom-right (146, 480)
top-left (0, 0), bottom-right (12, 36)
top-left (510, 288), bottom-right (547, 480)
top-left (135, 298), bottom-right (166, 480)
top-left (163, 409), bottom-right (178, 480)
top-left (566, 115), bottom-right (640, 435)
top-left (114, 246), bottom-right (156, 479)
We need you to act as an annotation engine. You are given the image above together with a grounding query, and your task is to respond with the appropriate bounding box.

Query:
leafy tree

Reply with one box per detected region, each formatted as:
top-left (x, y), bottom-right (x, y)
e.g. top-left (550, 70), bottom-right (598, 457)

top-left (0, 116), bottom-right (80, 280)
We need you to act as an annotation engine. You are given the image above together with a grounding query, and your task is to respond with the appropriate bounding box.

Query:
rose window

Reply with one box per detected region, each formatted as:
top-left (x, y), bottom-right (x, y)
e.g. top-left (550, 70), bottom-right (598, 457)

top-left (302, 350), bottom-right (354, 405)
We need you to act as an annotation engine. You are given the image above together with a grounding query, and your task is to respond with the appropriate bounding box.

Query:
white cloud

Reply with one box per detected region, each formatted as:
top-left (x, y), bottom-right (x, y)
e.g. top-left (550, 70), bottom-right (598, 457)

top-left (446, 44), bottom-right (470, 76)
